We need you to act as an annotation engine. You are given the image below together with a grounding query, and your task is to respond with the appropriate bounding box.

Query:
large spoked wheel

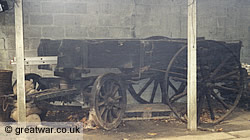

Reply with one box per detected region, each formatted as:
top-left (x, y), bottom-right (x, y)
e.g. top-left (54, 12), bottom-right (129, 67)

top-left (166, 43), bottom-right (245, 124)
top-left (90, 73), bottom-right (127, 130)
top-left (127, 73), bottom-right (167, 104)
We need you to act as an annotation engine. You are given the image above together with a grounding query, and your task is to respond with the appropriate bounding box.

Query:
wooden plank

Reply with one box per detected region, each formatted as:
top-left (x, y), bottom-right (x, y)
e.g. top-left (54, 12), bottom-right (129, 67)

top-left (123, 116), bottom-right (171, 121)
top-left (15, 0), bottom-right (26, 122)
top-left (187, 0), bottom-right (197, 131)
top-left (124, 104), bottom-right (171, 120)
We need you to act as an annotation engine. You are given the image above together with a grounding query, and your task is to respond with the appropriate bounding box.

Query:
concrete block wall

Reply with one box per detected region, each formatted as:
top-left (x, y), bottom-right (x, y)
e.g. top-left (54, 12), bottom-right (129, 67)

top-left (0, 0), bottom-right (250, 77)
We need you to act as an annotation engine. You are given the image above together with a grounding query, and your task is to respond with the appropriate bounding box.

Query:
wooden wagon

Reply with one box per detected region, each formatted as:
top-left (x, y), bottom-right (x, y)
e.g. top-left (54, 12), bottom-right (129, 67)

top-left (5, 36), bottom-right (247, 130)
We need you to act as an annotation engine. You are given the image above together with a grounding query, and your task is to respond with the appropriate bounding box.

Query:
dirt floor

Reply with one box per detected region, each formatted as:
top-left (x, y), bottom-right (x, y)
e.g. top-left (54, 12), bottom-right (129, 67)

top-left (43, 107), bottom-right (250, 140)
top-left (83, 109), bottom-right (250, 140)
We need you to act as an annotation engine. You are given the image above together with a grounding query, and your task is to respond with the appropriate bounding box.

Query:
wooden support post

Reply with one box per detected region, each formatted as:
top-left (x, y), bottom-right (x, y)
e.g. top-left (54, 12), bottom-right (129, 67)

top-left (15, 0), bottom-right (26, 122)
top-left (187, 0), bottom-right (197, 131)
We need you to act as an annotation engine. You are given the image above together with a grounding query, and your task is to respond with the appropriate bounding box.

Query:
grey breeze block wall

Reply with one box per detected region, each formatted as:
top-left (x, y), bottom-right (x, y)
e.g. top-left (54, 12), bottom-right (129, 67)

top-left (0, 0), bottom-right (250, 78)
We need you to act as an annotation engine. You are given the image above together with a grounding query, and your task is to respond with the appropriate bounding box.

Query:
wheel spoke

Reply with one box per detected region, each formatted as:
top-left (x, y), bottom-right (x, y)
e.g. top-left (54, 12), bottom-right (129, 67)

top-left (128, 84), bottom-right (149, 104)
top-left (171, 77), bottom-right (187, 82)
top-left (160, 81), bottom-right (168, 104)
top-left (210, 91), bottom-right (229, 109)
top-left (108, 80), bottom-right (115, 94)
top-left (99, 106), bottom-right (106, 116)
top-left (197, 92), bottom-right (205, 124)
top-left (169, 71), bottom-right (187, 78)
top-left (113, 103), bottom-right (121, 109)
top-left (209, 56), bottom-right (231, 79)
top-left (111, 108), bottom-right (118, 118)
top-left (214, 85), bottom-right (238, 92)
top-left (113, 96), bottom-right (122, 101)
top-left (172, 66), bottom-right (187, 71)
top-left (108, 109), bottom-right (113, 123)
top-left (177, 83), bottom-right (187, 94)
top-left (98, 101), bottom-right (106, 106)
top-left (100, 87), bottom-right (107, 98)
top-left (103, 80), bottom-right (114, 95)
top-left (102, 109), bottom-right (108, 122)
top-left (111, 85), bottom-right (119, 97)
top-left (168, 80), bottom-right (178, 93)
top-left (137, 78), bottom-right (154, 97)
top-left (170, 88), bottom-right (187, 103)
top-left (150, 80), bottom-right (159, 103)
top-left (206, 92), bottom-right (215, 120)
top-left (213, 70), bottom-right (239, 81)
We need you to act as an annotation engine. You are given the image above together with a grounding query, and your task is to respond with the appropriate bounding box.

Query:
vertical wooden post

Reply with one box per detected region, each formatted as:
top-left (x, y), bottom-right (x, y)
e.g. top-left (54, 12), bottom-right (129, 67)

top-left (187, 0), bottom-right (197, 131)
top-left (15, 0), bottom-right (26, 122)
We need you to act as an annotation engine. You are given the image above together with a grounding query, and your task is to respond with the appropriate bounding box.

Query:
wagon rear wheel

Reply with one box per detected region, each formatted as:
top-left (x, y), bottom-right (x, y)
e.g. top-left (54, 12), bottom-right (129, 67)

top-left (166, 44), bottom-right (245, 124)
top-left (90, 73), bottom-right (127, 130)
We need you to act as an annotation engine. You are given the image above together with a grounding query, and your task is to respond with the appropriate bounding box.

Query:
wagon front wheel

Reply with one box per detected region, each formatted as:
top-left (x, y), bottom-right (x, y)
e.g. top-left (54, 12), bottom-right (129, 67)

top-left (90, 73), bottom-right (127, 130)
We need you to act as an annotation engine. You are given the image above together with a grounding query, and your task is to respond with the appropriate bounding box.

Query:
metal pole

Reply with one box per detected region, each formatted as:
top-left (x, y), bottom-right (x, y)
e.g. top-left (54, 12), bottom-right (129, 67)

top-left (187, 0), bottom-right (197, 131)
top-left (15, 0), bottom-right (26, 122)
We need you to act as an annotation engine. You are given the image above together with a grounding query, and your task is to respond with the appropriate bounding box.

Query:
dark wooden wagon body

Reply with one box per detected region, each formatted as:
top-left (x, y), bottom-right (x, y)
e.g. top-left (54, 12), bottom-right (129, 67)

top-left (38, 37), bottom-right (241, 79)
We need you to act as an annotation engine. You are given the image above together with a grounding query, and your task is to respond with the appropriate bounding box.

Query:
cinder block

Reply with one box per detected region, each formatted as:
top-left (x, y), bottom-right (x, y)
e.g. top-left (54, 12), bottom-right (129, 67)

top-left (30, 15), bottom-right (53, 25)
top-left (24, 26), bottom-right (41, 38)
top-left (6, 38), bottom-right (17, 50)
top-left (3, 13), bottom-right (14, 26)
top-left (65, 27), bottom-right (88, 38)
top-left (120, 16), bottom-right (132, 26)
top-left (0, 14), bottom-right (5, 25)
top-left (109, 27), bottom-right (132, 38)
top-left (41, 2), bottom-right (64, 13)
top-left (64, 0), bottom-right (98, 3)
top-left (24, 50), bottom-right (38, 57)
top-left (136, 25), bottom-right (164, 38)
top-left (24, 38), bottom-right (30, 50)
top-left (111, 4), bottom-right (134, 16)
top-left (64, 3), bottom-right (87, 14)
top-left (142, 0), bottom-right (168, 5)
top-left (0, 63), bottom-right (5, 69)
top-left (2, 26), bottom-right (15, 38)
top-left (0, 38), bottom-right (5, 50)
top-left (7, 38), bottom-right (26, 51)
top-left (27, 38), bottom-right (41, 50)
top-left (23, 2), bottom-right (41, 14)
top-left (23, 14), bottom-right (29, 25)
top-left (99, 3), bottom-right (112, 14)
top-left (87, 27), bottom-right (110, 38)
top-left (54, 15), bottom-right (79, 26)
top-left (7, 50), bottom-right (15, 60)
top-left (42, 26), bottom-right (64, 38)
top-left (136, 5), bottom-right (152, 15)
top-left (23, 38), bottom-right (40, 51)
top-left (86, 2), bottom-right (99, 15)
top-left (135, 15), bottom-right (150, 26)
top-left (78, 15), bottom-right (98, 26)
top-left (105, 0), bottom-right (134, 4)
top-left (98, 16), bottom-right (119, 26)
top-left (216, 17), bottom-right (226, 28)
